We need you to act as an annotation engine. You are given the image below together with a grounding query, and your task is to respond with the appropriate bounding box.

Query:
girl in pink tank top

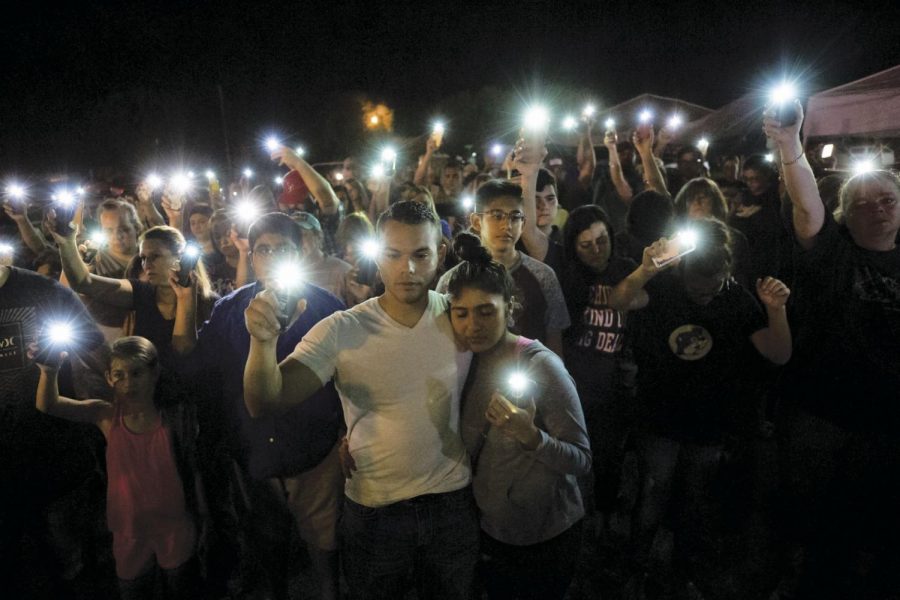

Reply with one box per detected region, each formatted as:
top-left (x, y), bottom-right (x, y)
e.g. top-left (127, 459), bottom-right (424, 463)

top-left (35, 336), bottom-right (199, 599)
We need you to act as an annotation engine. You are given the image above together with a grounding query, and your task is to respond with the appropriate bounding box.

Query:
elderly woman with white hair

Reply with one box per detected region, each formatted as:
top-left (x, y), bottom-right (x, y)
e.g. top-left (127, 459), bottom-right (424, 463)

top-left (764, 103), bottom-right (900, 598)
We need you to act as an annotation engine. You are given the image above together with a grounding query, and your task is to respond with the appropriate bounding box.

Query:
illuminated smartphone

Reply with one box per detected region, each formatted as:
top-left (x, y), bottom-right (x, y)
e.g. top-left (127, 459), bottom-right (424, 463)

top-left (652, 233), bottom-right (697, 268)
top-left (177, 249), bottom-right (201, 287)
top-left (355, 257), bottom-right (378, 287)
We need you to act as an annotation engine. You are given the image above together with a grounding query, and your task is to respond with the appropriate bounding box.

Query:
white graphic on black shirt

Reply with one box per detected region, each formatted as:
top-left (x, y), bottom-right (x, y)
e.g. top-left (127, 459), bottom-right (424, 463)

top-left (668, 325), bottom-right (713, 361)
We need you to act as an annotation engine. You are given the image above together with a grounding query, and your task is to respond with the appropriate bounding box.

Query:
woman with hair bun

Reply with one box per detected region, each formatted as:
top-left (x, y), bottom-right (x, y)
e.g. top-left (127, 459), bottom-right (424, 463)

top-left (448, 232), bottom-right (591, 600)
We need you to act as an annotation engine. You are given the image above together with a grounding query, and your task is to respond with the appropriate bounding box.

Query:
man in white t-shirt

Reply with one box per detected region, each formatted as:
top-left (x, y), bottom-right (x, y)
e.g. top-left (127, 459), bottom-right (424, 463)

top-left (244, 201), bottom-right (477, 600)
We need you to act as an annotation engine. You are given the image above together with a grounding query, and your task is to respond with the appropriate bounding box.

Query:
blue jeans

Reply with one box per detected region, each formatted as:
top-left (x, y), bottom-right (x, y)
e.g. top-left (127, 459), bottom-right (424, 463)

top-left (340, 487), bottom-right (480, 600)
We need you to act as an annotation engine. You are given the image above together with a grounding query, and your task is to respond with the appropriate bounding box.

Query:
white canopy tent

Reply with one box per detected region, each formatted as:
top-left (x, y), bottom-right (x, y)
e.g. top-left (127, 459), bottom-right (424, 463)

top-left (804, 65), bottom-right (900, 139)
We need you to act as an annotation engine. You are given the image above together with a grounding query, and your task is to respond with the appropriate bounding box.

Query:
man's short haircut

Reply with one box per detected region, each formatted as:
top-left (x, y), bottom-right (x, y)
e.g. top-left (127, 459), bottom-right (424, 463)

top-left (742, 154), bottom-right (777, 177)
top-left (536, 168), bottom-right (557, 193)
top-left (99, 199), bottom-right (142, 232)
top-left (248, 212), bottom-right (303, 251)
top-left (474, 180), bottom-right (523, 212)
top-left (442, 159), bottom-right (463, 174)
top-left (376, 200), bottom-right (442, 244)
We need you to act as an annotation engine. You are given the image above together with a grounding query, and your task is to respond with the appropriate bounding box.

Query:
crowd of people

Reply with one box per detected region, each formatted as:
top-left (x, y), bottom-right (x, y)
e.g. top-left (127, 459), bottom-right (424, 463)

top-left (1, 102), bottom-right (898, 600)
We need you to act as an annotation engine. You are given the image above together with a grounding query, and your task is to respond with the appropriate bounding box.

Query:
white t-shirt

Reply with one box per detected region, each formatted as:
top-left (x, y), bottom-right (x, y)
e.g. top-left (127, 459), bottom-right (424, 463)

top-left (288, 290), bottom-right (472, 507)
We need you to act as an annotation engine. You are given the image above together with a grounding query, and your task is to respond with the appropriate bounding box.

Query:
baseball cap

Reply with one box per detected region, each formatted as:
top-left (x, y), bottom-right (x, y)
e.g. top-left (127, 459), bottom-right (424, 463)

top-left (291, 211), bottom-right (321, 232)
top-left (279, 170), bottom-right (310, 207)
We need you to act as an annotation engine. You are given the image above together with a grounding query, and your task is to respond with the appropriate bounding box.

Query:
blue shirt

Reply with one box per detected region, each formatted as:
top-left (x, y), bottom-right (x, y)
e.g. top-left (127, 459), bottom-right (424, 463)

top-left (195, 281), bottom-right (345, 480)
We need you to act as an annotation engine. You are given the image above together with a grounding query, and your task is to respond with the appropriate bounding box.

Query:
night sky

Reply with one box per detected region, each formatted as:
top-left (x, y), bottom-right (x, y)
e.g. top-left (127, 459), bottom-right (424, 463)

top-left (2, 0), bottom-right (898, 180)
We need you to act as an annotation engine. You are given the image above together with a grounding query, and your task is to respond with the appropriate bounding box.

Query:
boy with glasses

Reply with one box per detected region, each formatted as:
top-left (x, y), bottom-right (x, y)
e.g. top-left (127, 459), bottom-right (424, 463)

top-left (436, 180), bottom-right (570, 357)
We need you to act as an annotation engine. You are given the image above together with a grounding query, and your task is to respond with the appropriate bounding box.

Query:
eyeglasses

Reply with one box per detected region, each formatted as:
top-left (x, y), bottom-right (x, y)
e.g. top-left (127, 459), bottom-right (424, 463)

top-left (251, 245), bottom-right (298, 257)
top-left (479, 209), bottom-right (526, 224)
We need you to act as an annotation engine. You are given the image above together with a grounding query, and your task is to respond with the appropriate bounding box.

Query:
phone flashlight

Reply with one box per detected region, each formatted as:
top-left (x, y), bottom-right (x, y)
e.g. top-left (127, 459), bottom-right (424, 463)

top-left (697, 138), bottom-right (710, 155)
top-left (582, 104), bottom-right (596, 118)
top-left (507, 372), bottom-right (529, 401)
top-left (821, 144), bottom-right (834, 159)
top-left (768, 82), bottom-right (799, 127)
top-left (431, 122), bottom-right (445, 148)
top-left (604, 118), bottom-right (616, 132)
top-left (271, 261), bottom-right (304, 331)
top-left (265, 137), bottom-right (280, 152)
top-left (6, 184), bottom-right (25, 200)
top-left (371, 164), bottom-right (385, 179)
top-left (639, 110), bottom-right (653, 124)
top-left (667, 114), bottom-right (683, 130)
top-left (523, 105), bottom-right (551, 131)
top-left (147, 174), bottom-right (163, 190)
top-left (88, 229), bottom-right (107, 247)
top-left (652, 229), bottom-right (699, 268)
top-left (177, 244), bottom-right (202, 287)
top-left (295, 146), bottom-right (305, 156)
top-left (233, 201), bottom-right (260, 238)
top-left (461, 195), bottom-right (474, 211)
top-left (274, 176), bottom-right (284, 185)
top-left (355, 239), bottom-right (381, 287)
top-left (243, 168), bottom-right (254, 179)
top-left (53, 191), bottom-right (77, 236)
top-left (35, 320), bottom-right (75, 365)
top-left (205, 170), bottom-right (216, 180)
top-left (491, 144), bottom-right (503, 157)
top-left (852, 159), bottom-right (877, 176)
top-left (381, 148), bottom-right (397, 163)
top-left (562, 116), bottom-right (577, 131)
top-left (170, 173), bottom-right (191, 194)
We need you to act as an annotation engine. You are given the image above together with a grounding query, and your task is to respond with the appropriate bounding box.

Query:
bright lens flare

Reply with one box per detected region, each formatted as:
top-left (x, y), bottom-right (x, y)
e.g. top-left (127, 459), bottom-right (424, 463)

top-left (582, 104), bottom-right (596, 118)
top-left (604, 118), bottom-right (615, 130)
top-left (523, 105), bottom-right (551, 131)
top-left (676, 229), bottom-right (699, 247)
top-left (334, 172), bottom-right (345, 182)
top-left (639, 110), bottom-right (653, 124)
top-left (6, 184), bottom-right (25, 199)
top-left (821, 144), bottom-right (834, 159)
top-left (265, 137), bottom-right (280, 152)
top-left (697, 138), bottom-right (710, 152)
top-left (371, 164), bottom-right (385, 178)
top-left (183, 244), bottom-right (201, 259)
top-left (170, 173), bottom-right (191, 193)
top-left (243, 168), bottom-right (254, 179)
top-left (667, 114), bottom-right (683, 129)
top-left (147, 174), bottom-right (163, 190)
top-left (273, 262), bottom-right (304, 292)
top-left (765, 153), bottom-right (775, 163)
top-left (381, 147), bottom-right (397, 162)
top-left (770, 82), bottom-right (798, 105)
top-left (562, 116), bottom-right (577, 131)
top-left (491, 143), bottom-right (503, 157)
top-left (852, 159), bottom-right (877, 175)
top-left (432, 122), bottom-right (445, 135)
top-left (205, 170), bottom-right (216, 180)
top-left (57, 190), bottom-right (75, 206)
top-left (461, 195), bottom-right (474, 210)
top-left (47, 322), bottom-right (74, 345)
top-left (295, 146), bottom-right (306, 156)
top-left (89, 230), bottom-right (107, 246)
top-left (0, 243), bottom-right (14, 254)
top-left (361, 239), bottom-right (381, 260)
top-left (274, 176), bottom-right (283, 185)
top-left (235, 201), bottom-right (260, 222)
top-left (507, 372), bottom-right (529, 398)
